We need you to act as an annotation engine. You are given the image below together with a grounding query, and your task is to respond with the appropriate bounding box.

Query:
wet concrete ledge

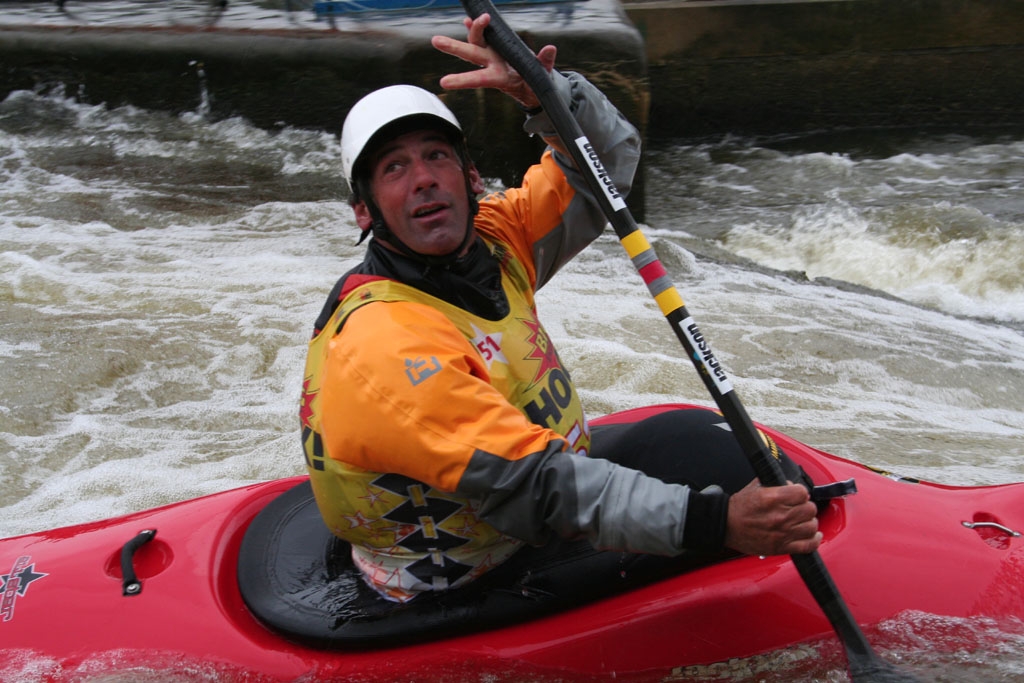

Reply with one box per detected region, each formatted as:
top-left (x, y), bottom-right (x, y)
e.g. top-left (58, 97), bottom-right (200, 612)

top-left (2, 0), bottom-right (1023, 210)
top-left (623, 0), bottom-right (1024, 138)
top-left (0, 0), bottom-right (649, 206)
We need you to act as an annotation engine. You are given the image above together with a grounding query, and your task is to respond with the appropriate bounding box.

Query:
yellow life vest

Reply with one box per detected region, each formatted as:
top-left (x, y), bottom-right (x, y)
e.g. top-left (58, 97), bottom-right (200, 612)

top-left (300, 240), bottom-right (590, 602)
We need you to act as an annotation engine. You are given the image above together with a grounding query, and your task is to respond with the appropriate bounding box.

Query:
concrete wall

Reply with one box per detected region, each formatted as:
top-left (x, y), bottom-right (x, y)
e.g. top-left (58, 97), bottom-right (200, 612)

top-left (623, 0), bottom-right (1024, 138)
top-left (3, 0), bottom-right (1023, 208)
top-left (0, 0), bottom-right (648, 213)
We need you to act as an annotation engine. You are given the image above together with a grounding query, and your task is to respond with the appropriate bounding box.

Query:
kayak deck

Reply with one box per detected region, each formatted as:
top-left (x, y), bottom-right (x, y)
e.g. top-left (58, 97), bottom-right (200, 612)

top-left (3, 404), bottom-right (1024, 681)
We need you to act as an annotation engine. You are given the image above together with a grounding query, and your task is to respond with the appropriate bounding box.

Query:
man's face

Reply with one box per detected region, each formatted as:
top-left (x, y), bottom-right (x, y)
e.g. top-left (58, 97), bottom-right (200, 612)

top-left (354, 128), bottom-right (484, 257)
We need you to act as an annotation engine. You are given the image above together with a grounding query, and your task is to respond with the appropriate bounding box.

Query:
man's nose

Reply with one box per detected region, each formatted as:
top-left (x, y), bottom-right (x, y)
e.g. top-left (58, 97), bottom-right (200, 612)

top-left (410, 158), bottom-right (438, 190)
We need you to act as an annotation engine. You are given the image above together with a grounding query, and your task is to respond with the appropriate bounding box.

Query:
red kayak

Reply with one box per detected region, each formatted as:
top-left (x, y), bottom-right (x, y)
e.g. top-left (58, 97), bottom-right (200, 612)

top-left (3, 404), bottom-right (1023, 681)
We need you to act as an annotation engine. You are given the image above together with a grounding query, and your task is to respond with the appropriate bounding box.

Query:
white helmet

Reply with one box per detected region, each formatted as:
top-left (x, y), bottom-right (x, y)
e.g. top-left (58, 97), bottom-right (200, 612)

top-left (340, 85), bottom-right (463, 190)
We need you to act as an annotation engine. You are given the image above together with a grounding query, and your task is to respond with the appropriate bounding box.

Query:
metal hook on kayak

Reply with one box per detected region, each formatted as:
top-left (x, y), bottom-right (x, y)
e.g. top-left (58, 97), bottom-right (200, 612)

top-left (962, 521), bottom-right (1021, 537)
top-left (121, 529), bottom-right (157, 596)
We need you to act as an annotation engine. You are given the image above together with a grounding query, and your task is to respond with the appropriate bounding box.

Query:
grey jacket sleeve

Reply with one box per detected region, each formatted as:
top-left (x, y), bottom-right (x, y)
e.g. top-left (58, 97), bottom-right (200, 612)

top-left (521, 70), bottom-right (642, 289)
top-left (455, 442), bottom-right (729, 556)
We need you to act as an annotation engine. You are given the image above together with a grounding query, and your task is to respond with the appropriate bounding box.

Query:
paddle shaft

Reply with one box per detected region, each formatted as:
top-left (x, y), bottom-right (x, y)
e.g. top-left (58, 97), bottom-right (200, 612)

top-left (455, 2), bottom-right (916, 680)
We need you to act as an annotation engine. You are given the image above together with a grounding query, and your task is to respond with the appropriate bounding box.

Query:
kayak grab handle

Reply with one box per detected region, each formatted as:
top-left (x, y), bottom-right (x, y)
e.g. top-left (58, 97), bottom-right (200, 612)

top-left (121, 529), bottom-right (157, 596)
top-left (962, 521), bottom-right (1021, 537)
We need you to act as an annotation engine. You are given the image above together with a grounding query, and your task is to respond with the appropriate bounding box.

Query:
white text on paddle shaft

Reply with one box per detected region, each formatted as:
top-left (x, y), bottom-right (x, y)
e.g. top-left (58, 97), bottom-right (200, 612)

top-left (574, 136), bottom-right (627, 212)
top-left (682, 318), bottom-right (734, 394)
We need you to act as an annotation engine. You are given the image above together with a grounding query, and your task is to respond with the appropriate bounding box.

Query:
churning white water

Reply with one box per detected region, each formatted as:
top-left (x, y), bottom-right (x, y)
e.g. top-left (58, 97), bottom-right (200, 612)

top-left (1, 87), bottom-right (1023, 681)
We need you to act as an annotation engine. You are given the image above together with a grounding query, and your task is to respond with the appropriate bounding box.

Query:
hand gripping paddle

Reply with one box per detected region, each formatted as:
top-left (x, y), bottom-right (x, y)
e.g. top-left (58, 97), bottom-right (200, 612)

top-left (455, 1), bottom-right (922, 680)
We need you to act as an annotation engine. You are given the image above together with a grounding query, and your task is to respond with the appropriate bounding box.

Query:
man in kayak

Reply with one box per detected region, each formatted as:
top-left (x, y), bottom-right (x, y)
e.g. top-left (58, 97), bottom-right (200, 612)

top-left (300, 13), bottom-right (821, 604)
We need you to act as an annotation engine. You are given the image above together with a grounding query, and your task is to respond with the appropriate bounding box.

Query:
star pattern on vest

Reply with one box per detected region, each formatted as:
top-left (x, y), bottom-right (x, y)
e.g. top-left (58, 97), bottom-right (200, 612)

top-left (358, 487), bottom-right (387, 508)
top-left (450, 516), bottom-right (482, 539)
top-left (343, 511), bottom-right (374, 531)
top-left (470, 324), bottom-right (507, 370)
top-left (521, 318), bottom-right (562, 385)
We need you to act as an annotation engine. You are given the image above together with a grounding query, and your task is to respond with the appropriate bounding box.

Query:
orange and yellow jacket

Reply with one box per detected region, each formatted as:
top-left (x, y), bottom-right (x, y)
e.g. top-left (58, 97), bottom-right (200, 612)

top-left (301, 72), bottom-right (697, 602)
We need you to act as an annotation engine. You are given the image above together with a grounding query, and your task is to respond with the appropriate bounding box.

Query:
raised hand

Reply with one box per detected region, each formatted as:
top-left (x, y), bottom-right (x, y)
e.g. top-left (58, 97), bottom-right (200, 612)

top-left (431, 13), bottom-right (557, 110)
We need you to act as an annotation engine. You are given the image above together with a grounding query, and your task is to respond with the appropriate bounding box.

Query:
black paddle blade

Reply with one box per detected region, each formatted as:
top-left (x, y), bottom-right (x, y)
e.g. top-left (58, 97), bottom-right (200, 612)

top-left (848, 656), bottom-right (923, 683)
top-left (790, 553), bottom-right (922, 682)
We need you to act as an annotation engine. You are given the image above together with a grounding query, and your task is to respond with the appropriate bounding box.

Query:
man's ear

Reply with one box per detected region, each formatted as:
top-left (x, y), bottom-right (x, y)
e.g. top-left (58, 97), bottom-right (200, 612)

top-left (352, 200), bottom-right (374, 231)
top-left (468, 164), bottom-right (485, 196)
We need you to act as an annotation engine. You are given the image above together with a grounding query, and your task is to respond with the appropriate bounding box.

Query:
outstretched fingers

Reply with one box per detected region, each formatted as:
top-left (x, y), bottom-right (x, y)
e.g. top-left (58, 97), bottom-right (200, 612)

top-left (431, 13), bottom-right (556, 109)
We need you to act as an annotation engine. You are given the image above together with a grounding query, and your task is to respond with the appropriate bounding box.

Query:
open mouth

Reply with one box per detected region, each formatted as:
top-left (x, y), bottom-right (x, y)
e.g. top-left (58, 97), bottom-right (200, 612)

top-left (413, 202), bottom-right (448, 218)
